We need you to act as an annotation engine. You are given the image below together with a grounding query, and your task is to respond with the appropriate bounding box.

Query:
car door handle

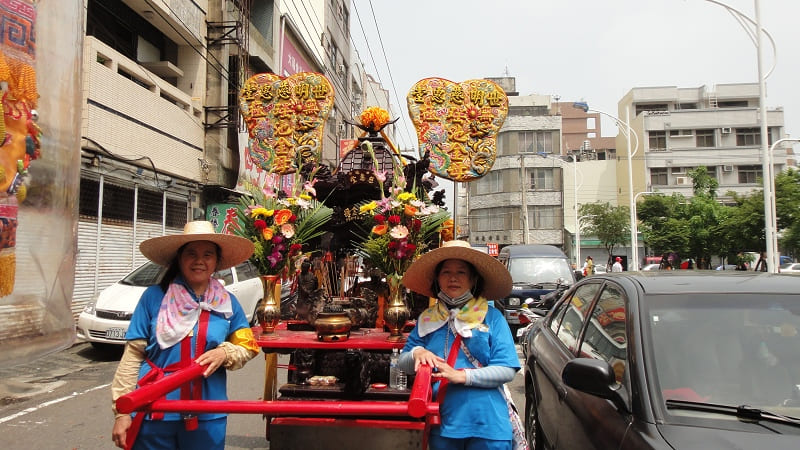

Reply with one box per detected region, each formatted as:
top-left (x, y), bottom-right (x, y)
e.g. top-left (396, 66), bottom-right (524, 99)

top-left (557, 385), bottom-right (567, 400)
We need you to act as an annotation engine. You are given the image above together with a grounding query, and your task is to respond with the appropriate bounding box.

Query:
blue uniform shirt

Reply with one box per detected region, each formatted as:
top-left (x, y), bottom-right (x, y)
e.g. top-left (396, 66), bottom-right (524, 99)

top-left (126, 279), bottom-right (251, 421)
top-left (402, 306), bottom-right (519, 441)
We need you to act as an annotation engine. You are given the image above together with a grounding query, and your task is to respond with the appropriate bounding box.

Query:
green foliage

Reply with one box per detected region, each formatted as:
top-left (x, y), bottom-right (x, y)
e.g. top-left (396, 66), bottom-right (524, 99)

top-left (578, 202), bottom-right (630, 260)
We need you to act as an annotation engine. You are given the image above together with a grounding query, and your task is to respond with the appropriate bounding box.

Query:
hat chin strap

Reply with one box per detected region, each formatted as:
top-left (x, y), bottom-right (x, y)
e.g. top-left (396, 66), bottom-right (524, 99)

top-left (438, 290), bottom-right (474, 307)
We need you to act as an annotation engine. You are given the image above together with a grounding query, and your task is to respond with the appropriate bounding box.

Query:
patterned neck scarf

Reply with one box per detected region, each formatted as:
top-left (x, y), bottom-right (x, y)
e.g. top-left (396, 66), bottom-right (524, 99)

top-left (156, 277), bottom-right (232, 349)
top-left (417, 296), bottom-right (488, 338)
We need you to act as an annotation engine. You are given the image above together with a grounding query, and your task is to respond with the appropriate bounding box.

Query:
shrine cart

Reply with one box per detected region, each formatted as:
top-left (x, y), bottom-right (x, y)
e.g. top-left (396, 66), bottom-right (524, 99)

top-left (116, 322), bottom-right (439, 450)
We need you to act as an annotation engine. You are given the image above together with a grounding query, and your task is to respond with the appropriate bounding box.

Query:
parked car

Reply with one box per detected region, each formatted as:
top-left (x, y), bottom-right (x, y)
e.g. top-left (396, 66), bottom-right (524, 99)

top-left (593, 264), bottom-right (607, 274)
top-left (77, 260), bottom-right (275, 349)
top-left (495, 244), bottom-right (574, 335)
top-left (522, 272), bottom-right (800, 449)
top-left (780, 263), bottom-right (800, 273)
top-left (641, 263), bottom-right (661, 271)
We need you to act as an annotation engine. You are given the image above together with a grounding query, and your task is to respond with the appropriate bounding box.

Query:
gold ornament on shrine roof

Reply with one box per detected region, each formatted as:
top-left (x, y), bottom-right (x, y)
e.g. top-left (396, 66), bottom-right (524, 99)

top-left (407, 78), bottom-right (508, 182)
top-left (239, 72), bottom-right (334, 175)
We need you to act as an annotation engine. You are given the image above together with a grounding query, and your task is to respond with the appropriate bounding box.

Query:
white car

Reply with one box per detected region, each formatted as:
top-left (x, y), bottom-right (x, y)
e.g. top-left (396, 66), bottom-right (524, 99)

top-left (77, 260), bottom-right (265, 349)
top-left (780, 262), bottom-right (800, 273)
top-left (641, 263), bottom-right (661, 271)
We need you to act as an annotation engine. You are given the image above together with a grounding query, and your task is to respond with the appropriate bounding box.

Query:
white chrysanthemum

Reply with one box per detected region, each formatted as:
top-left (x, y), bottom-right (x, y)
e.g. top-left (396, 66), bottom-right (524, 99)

top-left (389, 225), bottom-right (409, 239)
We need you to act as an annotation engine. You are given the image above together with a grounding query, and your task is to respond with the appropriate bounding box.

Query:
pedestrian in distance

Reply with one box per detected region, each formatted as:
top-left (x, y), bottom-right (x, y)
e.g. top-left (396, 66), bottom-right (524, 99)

top-left (612, 256), bottom-right (623, 272)
top-left (398, 240), bottom-right (522, 450)
top-left (583, 255), bottom-right (595, 276)
top-left (111, 221), bottom-right (260, 450)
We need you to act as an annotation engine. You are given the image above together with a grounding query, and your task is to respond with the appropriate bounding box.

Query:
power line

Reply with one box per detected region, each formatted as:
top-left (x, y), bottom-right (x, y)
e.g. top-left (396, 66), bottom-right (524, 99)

top-left (366, 1), bottom-right (415, 151)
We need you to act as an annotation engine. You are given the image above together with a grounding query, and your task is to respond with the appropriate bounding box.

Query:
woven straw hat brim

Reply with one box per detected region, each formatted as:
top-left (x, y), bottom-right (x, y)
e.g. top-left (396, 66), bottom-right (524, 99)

top-left (140, 232), bottom-right (254, 270)
top-left (402, 241), bottom-right (512, 299)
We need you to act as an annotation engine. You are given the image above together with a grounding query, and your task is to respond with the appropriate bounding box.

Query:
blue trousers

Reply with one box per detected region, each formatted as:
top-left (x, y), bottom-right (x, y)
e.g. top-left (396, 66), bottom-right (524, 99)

top-left (133, 417), bottom-right (226, 450)
top-left (429, 434), bottom-right (512, 450)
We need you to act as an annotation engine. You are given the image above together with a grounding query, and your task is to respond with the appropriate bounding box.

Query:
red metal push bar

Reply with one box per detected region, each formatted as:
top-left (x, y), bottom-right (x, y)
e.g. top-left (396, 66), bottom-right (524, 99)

top-left (116, 363), bottom-right (438, 421)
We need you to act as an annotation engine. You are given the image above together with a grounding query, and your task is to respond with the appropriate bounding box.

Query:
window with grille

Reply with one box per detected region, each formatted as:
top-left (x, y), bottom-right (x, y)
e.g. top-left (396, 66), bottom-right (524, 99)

top-left (649, 131), bottom-right (666, 150)
top-left (696, 129), bottom-right (715, 147)
top-left (519, 131), bottom-right (555, 154)
top-left (529, 205), bottom-right (558, 229)
top-left (650, 168), bottom-right (668, 186)
top-left (530, 168), bottom-right (554, 190)
top-left (476, 170), bottom-right (502, 194)
top-left (735, 128), bottom-right (761, 146)
top-left (738, 165), bottom-right (762, 184)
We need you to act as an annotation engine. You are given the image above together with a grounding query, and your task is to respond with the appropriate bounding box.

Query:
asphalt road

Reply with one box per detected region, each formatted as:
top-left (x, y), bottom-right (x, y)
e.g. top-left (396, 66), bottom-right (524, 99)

top-left (0, 341), bottom-right (526, 449)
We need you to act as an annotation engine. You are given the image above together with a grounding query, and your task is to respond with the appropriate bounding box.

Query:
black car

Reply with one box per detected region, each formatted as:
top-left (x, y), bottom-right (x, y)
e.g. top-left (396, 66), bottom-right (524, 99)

top-left (523, 272), bottom-right (800, 449)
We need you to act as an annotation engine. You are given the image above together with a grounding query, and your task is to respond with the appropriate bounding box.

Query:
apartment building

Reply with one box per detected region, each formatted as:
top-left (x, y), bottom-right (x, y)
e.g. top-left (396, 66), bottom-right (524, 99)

top-left (457, 77), bottom-right (565, 248)
top-left (618, 83), bottom-right (788, 207)
top-left (75, 0), bottom-right (281, 317)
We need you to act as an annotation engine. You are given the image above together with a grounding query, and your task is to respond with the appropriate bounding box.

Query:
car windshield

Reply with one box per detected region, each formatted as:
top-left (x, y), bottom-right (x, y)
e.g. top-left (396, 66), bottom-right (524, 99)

top-left (120, 261), bottom-right (166, 286)
top-left (508, 257), bottom-right (573, 285)
top-left (643, 294), bottom-right (800, 419)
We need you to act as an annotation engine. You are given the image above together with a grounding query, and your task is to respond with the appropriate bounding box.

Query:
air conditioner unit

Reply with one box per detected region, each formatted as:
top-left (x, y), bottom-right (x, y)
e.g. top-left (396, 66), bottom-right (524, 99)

top-left (721, 127), bottom-right (732, 134)
top-left (723, 164), bottom-right (734, 172)
top-left (675, 176), bottom-right (689, 185)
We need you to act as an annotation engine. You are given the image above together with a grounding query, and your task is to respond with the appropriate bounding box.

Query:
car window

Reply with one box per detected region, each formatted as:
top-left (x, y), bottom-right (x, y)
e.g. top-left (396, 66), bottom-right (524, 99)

top-left (121, 261), bottom-right (165, 286)
top-left (549, 296), bottom-right (571, 334)
top-left (555, 283), bottom-right (600, 353)
top-left (579, 283), bottom-right (628, 384)
top-left (235, 261), bottom-right (261, 281)
top-left (214, 268), bottom-right (234, 285)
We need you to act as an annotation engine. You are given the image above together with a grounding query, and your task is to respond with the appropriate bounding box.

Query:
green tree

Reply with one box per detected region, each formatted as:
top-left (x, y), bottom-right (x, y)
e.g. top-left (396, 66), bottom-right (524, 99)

top-left (636, 193), bottom-right (689, 260)
top-left (579, 202), bottom-right (629, 265)
top-left (774, 168), bottom-right (800, 258)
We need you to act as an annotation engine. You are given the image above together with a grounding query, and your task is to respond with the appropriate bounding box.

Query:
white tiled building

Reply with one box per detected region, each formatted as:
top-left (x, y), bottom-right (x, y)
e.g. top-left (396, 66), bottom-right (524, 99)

top-left (617, 83), bottom-right (789, 206)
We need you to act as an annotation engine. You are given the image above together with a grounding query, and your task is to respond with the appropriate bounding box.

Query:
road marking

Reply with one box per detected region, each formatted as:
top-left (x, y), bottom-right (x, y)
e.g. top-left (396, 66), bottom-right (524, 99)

top-left (0, 383), bottom-right (110, 424)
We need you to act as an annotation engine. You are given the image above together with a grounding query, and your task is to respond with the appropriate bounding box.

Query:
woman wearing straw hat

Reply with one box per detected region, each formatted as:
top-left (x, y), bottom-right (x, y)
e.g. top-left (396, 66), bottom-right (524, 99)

top-left (111, 221), bottom-right (260, 449)
top-left (398, 240), bottom-right (520, 450)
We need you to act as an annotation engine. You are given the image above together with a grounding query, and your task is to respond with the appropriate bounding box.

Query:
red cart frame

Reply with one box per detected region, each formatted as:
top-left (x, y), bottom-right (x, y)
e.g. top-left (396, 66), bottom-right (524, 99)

top-left (116, 324), bottom-right (438, 449)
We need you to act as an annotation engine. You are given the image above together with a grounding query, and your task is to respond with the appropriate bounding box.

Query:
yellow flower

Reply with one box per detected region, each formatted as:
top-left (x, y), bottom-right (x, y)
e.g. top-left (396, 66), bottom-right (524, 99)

top-left (299, 193), bottom-right (312, 201)
top-left (261, 228), bottom-right (274, 241)
top-left (251, 207), bottom-right (273, 218)
top-left (397, 192), bottom-right (415, 202)
top-left (360, 201), bottom-right (378, 213)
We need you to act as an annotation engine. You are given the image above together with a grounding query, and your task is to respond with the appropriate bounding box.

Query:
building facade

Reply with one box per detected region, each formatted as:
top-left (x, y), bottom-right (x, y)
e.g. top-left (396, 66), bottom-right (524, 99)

top-left (617, 83), bottom-right (788, 207)
top-left (458, 77), bottom-right (565, 249)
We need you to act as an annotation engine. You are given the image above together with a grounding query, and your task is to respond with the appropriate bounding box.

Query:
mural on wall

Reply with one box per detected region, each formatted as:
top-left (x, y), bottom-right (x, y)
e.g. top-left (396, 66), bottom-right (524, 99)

top-left (407, 78), bottom-right (508, 182)
top-left (0, 0), bottom-right (41, 298)
top-left (0, 0), bottom-right (83, 368)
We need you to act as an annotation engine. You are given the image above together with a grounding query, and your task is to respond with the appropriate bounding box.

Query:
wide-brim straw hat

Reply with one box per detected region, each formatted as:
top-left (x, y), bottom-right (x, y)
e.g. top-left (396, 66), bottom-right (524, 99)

top-left (402, 240), bottom-right (512, 299)
top-left (139, 221), bottom-right (254, 270)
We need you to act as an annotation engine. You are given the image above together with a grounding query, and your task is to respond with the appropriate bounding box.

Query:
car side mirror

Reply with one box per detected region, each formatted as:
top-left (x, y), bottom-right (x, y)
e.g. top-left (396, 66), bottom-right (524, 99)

top-left (562, 358), bottom-right (629, 412)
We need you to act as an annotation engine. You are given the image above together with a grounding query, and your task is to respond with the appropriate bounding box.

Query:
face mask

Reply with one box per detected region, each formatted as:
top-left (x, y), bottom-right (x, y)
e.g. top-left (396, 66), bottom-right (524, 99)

top-left (438, 290), bottom-right (473, 307)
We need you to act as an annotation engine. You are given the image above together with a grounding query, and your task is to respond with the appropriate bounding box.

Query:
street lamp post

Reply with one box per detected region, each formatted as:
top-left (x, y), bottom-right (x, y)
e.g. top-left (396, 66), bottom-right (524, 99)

top-left (767, 138), bottom-right (800, 272)
top-left (702, 0), bottom-right (778, 271)
top-left (573, 101), bottom-right (641, 270)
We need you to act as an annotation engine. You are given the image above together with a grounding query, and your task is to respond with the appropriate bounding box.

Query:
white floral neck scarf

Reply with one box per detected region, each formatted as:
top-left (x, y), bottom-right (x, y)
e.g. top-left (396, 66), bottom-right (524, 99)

top-left (417, 297), bottom-right (488, 338)
top-left (156, 277), bottom-right (233, 349)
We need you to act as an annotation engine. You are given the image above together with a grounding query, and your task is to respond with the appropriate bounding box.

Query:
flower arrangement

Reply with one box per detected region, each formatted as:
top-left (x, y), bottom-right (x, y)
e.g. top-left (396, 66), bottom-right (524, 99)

top-left (356, 142), bottom-right (450, 281)
top-left (233, 174), bottom-right (332, 277)
top-left (359, 106), bottom-right (390, 132)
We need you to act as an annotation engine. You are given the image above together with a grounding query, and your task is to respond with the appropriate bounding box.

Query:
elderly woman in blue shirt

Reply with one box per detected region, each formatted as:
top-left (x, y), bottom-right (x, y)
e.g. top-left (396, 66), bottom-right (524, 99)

top-left (399, 240), bottom-right (519, 450)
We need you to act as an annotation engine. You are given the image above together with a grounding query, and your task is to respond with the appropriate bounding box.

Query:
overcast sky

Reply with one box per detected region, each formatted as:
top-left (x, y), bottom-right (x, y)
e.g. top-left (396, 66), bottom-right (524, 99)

top-left (351, 0), bottom-right (799, 152)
